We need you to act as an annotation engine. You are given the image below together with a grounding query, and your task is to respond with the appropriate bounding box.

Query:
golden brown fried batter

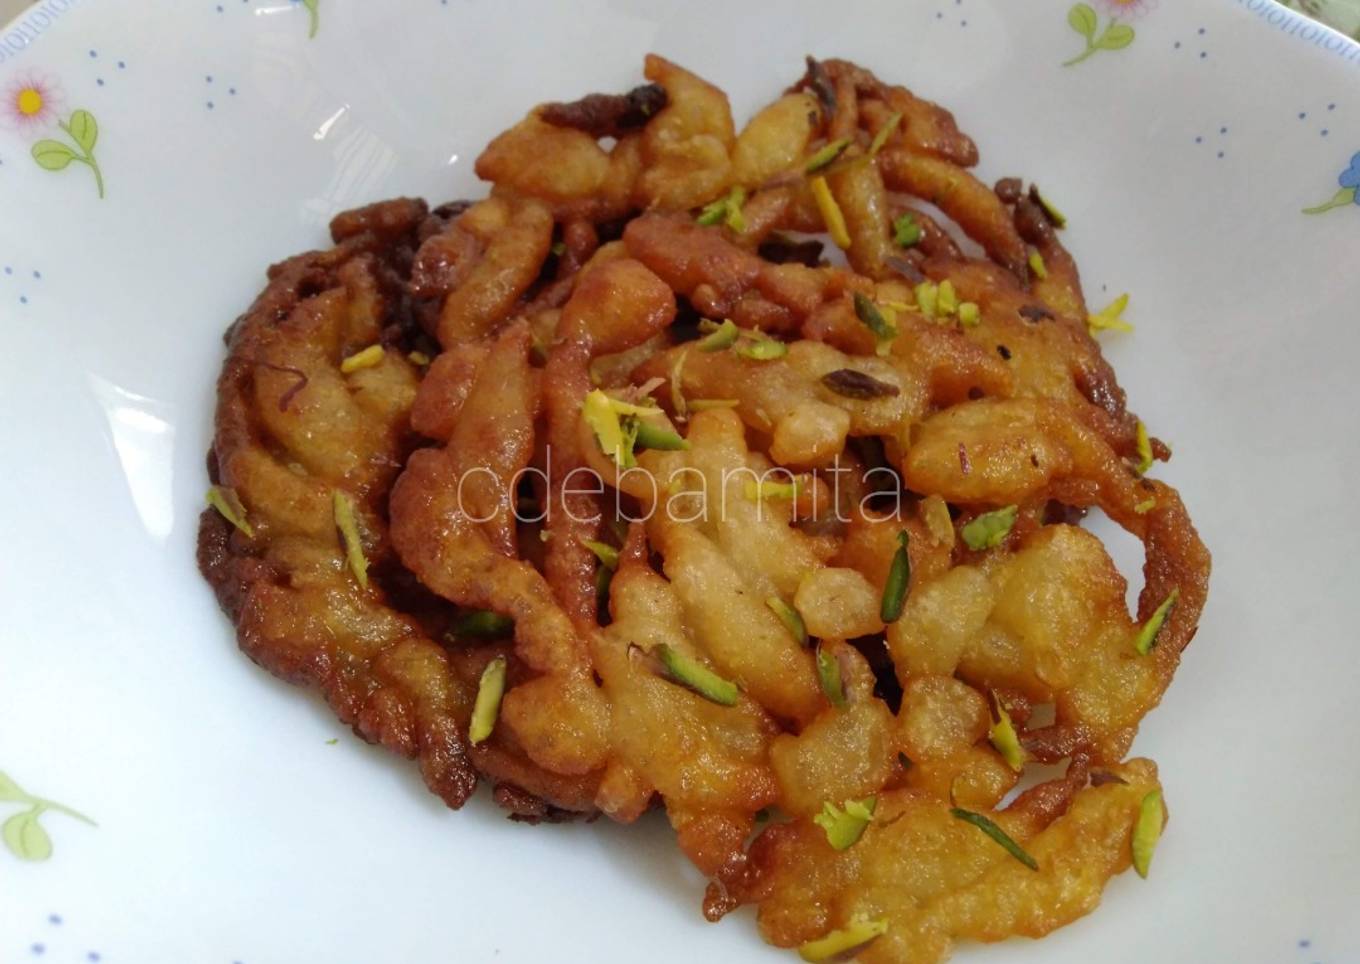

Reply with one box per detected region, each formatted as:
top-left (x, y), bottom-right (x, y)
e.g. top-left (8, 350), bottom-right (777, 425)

top-left (200, 56), bottom-right (1210, 964)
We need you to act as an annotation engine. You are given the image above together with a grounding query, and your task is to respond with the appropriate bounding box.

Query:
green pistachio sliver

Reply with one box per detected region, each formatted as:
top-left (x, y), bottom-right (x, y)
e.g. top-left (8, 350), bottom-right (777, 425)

top-left (813, 796), bottom-right (877, 851)
top-left (1133, 588), bottom-right (1180, 655)
top-left (670, 349), bottom-right (689, 419)
top-left (340, 343), bottom-right (384, 374)
top-left (697, 185), bottom-right (747, 232)
top-left (468, 655), bottom-right (508, 745)
top-left (798, 918), bottom-right (889, 962)
top-left (852, 291), bottom-right (897, 340)
top-left (1134, 497), bottom-right (1157, 515)
top-left (206, 485), bottom-right (254, 537)
top-left (744, 479), bottom-right (799, 502)
top-left (950, 807), bottom-right (1039, 871)
top-left (696, 318), bottom-right (740, 352)
top-left (989, 694), bottom-right (1026, 771)
top-left (735, 334), bottom-right (789, 361)
top-left (868, 111), bottom-right (903, 157)
top-left (766, 596), bottom-right (808, 646)
top-left (688, 398), bottom-right (740, 412)
top-left (1032, 187), bottom-right (1068, 228)
top-left (1027, 249), bottom-right (1048, 280)
top-left (453, 610), bottom-right (514, 638)
top-left (815, 643), bottom-right (847, 710)
top-left (634, 420), bottom-right (690, 451)
top-left (958, 301), bottom-right (981, 327)
top-left (1131, 789), bottom-right (1165, 878)
top-left (937, 279), bottom-right (959, 316)
top-left (654, 644), bottom-right (739, 706)
top-left (805, 137), bottom-right (851, 173)
top-left (893, 212), bottom-right (921, 247)
top-left (583, 388), bottom-right (632, 467)
top-left (581, 539), bottom-right (620, 570)
top-left (914, 280), bottom-right (938, 318)
top-left (332, 490), bottom-right (369, 589)
top-left (880, 531), bottom-right (912, 623)
top-left (961, 505), bottom-right (1018, 551)
top-left (1135, 420), bottom-right (1154, 475)
top-left (724, 186), bottom-right (747, 231)
top-left (1088, 292), bottom-right (1133, 335)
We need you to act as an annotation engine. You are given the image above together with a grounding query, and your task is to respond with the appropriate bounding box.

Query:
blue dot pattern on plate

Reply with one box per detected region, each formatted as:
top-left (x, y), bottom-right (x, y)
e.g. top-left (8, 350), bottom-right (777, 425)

top-left (93, 54), bottom-right (128, 87)
top-left (22, 912), bottom-right (106, 962)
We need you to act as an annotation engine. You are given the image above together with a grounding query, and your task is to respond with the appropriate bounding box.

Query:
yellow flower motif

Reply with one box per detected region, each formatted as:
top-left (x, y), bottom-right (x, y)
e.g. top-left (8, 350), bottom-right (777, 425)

top-left (17, 87), bottom-right (43, 116)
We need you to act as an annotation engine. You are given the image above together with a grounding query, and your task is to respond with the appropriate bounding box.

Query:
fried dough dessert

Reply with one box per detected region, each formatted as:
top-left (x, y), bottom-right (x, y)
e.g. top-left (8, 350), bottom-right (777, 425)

top-left (198, 55), bottom-right (1210, 962)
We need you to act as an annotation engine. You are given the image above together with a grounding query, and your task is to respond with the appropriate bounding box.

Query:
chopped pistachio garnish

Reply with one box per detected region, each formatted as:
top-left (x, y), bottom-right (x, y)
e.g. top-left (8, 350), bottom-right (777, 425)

top-left (1134, 420), bottom-right (1154, 475)
top-left (950, 808), bottom-right (1039, 870)
top-left (688, 398), bottom-right (741, 411)
top-left (816, 643), bottom-right (847, 710)
top-left (1133, 588), bottom-right (1180, 655)
top-left (961, 504), bottom-right (1018, 551)
top-left (408, 350), bottom-right (431, 367)
top-left (937, 279), bottom-right (959, 316)
top-left (1027, 249), bottom-right (1048, 280)
top-left (868, 111), bottom-right (903, 157)
top-left (696, 318), bottom-right (740, 352)
top-left (1033, 187), bottom-right (1068, 228)
top-left (798, 917), bottom-right (889, 962)
top-left (670, 349), bottom-right (689, 419)
top-left (634, 420), bottom-right (690, 451)
top-left (734, 332), bottom-right (789, 361)
top-left (989, 694), bottom-right (1026, 771)
top-left (550, 240), bottom-right (567, 256)
top-left (914, 280), bottom-right (939, 318)
top-left (468, 655), bottom-right (508, 745)
top-left (206, 485), bottom-right (254, 537)
top-left (453, 610), bottom-right (514, 638)
top-left (1087, 292), bottom-right (1133, 335)
top-left (744, 478), bottom-right (800, 502)
top-left (766, 596), bottom-right (808, 646)
top-left (880, 531), bottom-right (911, 623)
top-left (852, 291), bottom-right (897, 341)
top-left (805, 137), bottom-right (850, 174)
top-left (809, 174), bottom-right (851, 249)
top-left (340, 343), bottom-right (384, 374)
top-left (921, 494), bottom-right (955, 547)
top-left (1134, 497), bottom-right (1157, 514)
top-left (582, 390), bottom-right (663, 465)
top-left (654, 644), bottom-right (739, 706)
top-left (606, 395), bottom-right (664, 417)
top-left (893, 212), bottom-right (922, 248)
top-left (583, 389), bottom-right (632, 467)
top-left (958, 301), bottom-right (981, 327)
top-left (813, 796), bottom-right (877, 850)
top-left (882, 300), bottom-right (913, 313)
top-left (581, 539), bottom-right (620, 570)
top-left (1131, 789), bottom-right (1164, 878)
top-left (332, 490), bottom-right (369, 589)
top-left (697, 185), bottom-right (747, 232)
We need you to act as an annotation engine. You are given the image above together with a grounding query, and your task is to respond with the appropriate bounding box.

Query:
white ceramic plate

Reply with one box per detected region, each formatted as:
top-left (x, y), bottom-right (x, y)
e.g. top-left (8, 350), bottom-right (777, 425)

top-left (2, 1), bottom-right (1358, 961)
